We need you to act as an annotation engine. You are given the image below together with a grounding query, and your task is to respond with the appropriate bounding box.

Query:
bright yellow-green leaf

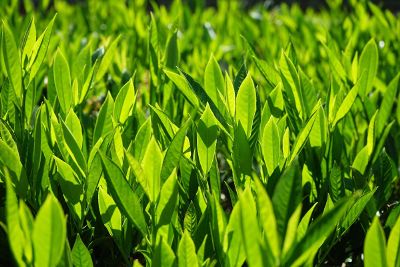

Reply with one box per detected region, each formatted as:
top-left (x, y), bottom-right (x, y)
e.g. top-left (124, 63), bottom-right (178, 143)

top-left (178, 231), bottom-right (198, 267)
top-left (99, 152), bottom-right (147, 235)
top-left (239, 187), bottom-right (265, 267)
top-left (261, 117), bottom-right (281, 176)
top-left (358, 39), bottom-right (378, 98)
top-left (235, 73), bottom-right (256, 137)
top-left (332, 79), bottom-right (360, 127)
top-left (114, 79), bottom-right (136, 124)
top-left (289, 109), bottom-right (318, 163)
top-left (53, 50), bottom-right (72, 115)
top-left (377, 73), bottom-right (399, 135)
top-left (205, 55), bottom-right (225, 111)
top-left (2, 21), bottom-right (22, 107)
top-left (33, 195), bottom-right (66, 267)
top-left (364, 217), bottom-right (387, 267)
top-left (142, 137), bottom-right (163, 202)
top-left (72, 235), bottom-right (93, 267)
top-left (387, 216), bottom-right (400, 267)
top-left (96, 36), bottom-right (121, 81)
top-left (367, 111), bottom-right (377, 156)
top-left (352, 146), bottom-right (369, 174)
top-left (197, 104), bottom-right (218, 175)
top-left (254, 179), bottom-right (280, 261)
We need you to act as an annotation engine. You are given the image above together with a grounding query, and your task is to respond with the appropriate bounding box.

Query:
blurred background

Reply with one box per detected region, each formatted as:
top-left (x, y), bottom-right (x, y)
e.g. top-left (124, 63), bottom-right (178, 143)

top-left (16, 0), bottom-right (400, 12)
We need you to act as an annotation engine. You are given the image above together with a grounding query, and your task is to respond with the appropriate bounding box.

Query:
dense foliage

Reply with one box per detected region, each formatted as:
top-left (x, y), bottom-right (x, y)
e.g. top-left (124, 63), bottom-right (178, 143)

top-left (1, 0), bottom-right (400, 266)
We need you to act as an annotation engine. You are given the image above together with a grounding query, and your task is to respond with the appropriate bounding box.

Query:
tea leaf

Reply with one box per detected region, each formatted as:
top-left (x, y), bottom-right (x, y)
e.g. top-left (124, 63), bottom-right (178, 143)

top-left (358, 39), bottom-right (378, 98)
top-left (178, 231), bottom-right (198, 267)
top-left (235, 74), bottom-right (256, 137)
top-left (99, 152), bottom-right (147, 236)
top-left (261, 117), bottom-right (281, 176)
top-left (33, 195), bottom-right (66, 267)
top-left (72, 235), bottom-right (93, 267)
top-left (197, 104), bottom-right (218, 175)
top-left (364, 217), bottom-right (387, 267)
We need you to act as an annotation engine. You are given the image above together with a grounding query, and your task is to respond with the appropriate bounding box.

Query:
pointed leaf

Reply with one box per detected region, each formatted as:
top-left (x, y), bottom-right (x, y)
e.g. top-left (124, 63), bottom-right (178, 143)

top-left (99, 152), bottom-right (147, 235)
top-left (261, 117), bottom-right (281, 176)
top-left (178, 231), bottom-right (198, 267)
top-left (72, 235), bottom-right (93, 267)
top-left (33, 195), bottom-right (66, 267)
top-left (235, 74), bottom-right (256, 137)
top-left (197, 104), bottom-right (218, 175)
top-left (364, 217), bottom-right (387, 267)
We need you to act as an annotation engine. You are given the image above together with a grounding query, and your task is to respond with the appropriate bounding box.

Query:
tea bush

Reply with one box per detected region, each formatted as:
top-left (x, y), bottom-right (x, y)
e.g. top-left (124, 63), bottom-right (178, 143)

top-left (0, 0), bottom-right (399, 266)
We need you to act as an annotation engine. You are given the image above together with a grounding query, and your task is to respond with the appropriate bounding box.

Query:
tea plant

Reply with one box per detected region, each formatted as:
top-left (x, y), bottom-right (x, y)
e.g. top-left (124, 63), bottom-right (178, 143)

top-left (0, 0), bottom-right (399, 266)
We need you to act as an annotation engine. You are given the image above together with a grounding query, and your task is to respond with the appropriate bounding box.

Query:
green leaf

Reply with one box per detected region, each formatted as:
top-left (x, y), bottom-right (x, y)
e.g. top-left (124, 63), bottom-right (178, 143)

top-left (352, 146), bottom-right (369, 174)
top-left (93, 92), bottom-right (114, 145)
top-left (164, 31), bottom-right (179, 69)
top-left (164, 69), bottom-right (199, 107)
top-left (132, 118), bottom-right (152, 161)
top-left (239, 187), bottom-right (264, 267)
top-left (225, 73), bottom-right (236, 117)
top-left (254, 178), bottom-right (280, 261)
top-left (197, 104), bottom-right (218, 175)
top-left (297, 203), bottom-right (317, 241)
top-left (160, 118), bottom-right (192, 182)
top-left (178, 231), bottom-right (198, 267)
top-left (272, 162), bottom-right (301, 241)
top-left (53, 50), bottom-right (72, 115)
top-left (126, 152), bottom-right (150, 198)
top-left (364, 217), bottom-right (387, 267)
top-left (2, 21), bottom-right (22, 107)
top-left (235, 73), bottom-right (256, 137)
top-left (156, 170), bottom-right (178, 227)
top-left (299, 68), bottom-right (318, 118)
top-left (98, 187), bottom-right (122, 241)
top-left (358, 39), bottom-right (378, 98)
top-left (183, 202), bottom-right (197, 234)
top-left (19, 201), bottom-right (34, 264)
top-left (261, 117), bottom-right (281, 176)
top-left (0, 139), bottom-right (28, 198)
top-left (5, 174), bottom-right (25, 266)
top-left (367, 111), bottom-right (377, 156)
top-left (332, 79), bottom-right (360, 127)
top-left (54, 156), bottom-right (83, 222)
top-left (72, 235), bottom-right (93, 267)
top-left (21, 17), bottom-right (36, 62)
top-left (329, 162), bottom-right (344, 202)
top-left (387, 216), bottom-right (400, 267)
top-left (323, 43), bottom-right (347, 82)
top-left (153, 237), bottom-right (176, 267)
top-left (223, 202), bottom-right (246, 267)
top-left (376, 73), bottom-right (399, 135)
top-left (96, 36), bottom-right (121, 81)
top-left (114, 79), bottom-right (136, 124)
top-left (60, 119), bottom-right (87, 176)
top-left (209, 193), bottom-right (227, 263)
top-left (279, 51), bottom-right (303, 118)
top-left (289, 106), bottom-right (318, 163)
top-left (339, 190), bottom-right (376, 235)
top-left (148, 104), bottom-right (176, 139)
top-left (282, 204), bottom-right (302, 256)
top-left (204, 55), bottom-right (225, 112)
top-left (284, 198), bottom-right (351, 266)
top-left (142, 137), bottom-right (163, 202)
top-left (99, 152), bottom-right (147, 235)
top-left (232, 122), bottom-right (253, 176)
top-left (33, 195), bottom-right (66, 267)
top-left (65, 110), bottom-right (83, 149)
top-left (28, 15), bottom-right (56, 82)
top-left (309, 105), bottom-right (327, 147)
